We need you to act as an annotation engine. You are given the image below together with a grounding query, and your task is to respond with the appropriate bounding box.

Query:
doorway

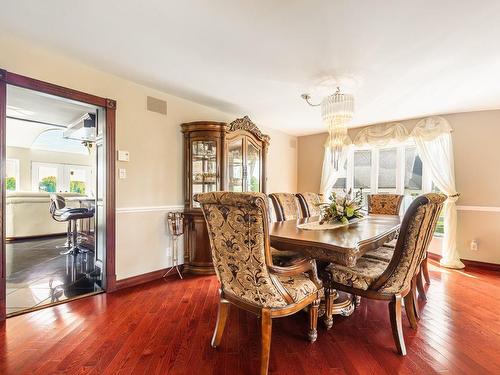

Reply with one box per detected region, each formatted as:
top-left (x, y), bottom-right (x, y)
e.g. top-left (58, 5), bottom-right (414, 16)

top-left (0, 69), bottom-right (116, 320)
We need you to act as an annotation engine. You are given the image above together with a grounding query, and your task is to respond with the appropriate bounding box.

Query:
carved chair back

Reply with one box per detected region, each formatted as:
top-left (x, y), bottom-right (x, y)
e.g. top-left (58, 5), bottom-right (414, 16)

top-left (195, 192), bottom-right (294, 309)
top-left (367, 194), bottom-right (404, 215)
top-left (372, 193), bottom-right (445, 294)
top-left (296, 192), bottom-right (322, 218)
top-left (269, 193), bottom-right (302, 221)
top-left (268, 197), bottom-right (278, 223)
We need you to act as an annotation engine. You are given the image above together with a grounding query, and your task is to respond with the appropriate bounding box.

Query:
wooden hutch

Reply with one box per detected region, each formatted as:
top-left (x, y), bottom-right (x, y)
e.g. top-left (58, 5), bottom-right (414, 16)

top-left (181, 116), bottom-right (270, 274)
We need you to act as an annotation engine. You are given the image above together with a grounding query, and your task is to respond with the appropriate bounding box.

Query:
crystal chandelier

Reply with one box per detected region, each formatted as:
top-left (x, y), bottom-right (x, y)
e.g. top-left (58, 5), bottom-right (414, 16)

top-left (301, 87), bottom-right (354, 169)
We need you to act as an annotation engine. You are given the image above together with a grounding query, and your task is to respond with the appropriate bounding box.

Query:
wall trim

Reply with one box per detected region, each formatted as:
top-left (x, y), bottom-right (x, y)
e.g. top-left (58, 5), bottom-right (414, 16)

top-left (116, 205), bottom-right (184, 214)
top-left (114, 266), bottom-right (185, 291)
top-left (457, 205), bottom-right (500, 212)
top-left (428, 253), bottom-right (500, 272)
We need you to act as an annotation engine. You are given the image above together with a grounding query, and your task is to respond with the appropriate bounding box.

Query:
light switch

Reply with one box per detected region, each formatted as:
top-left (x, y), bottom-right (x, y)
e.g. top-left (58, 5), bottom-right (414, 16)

top-left (119, 168), bottom-right (127, 179)
top-left (117, 150), bottom-right (130, 162)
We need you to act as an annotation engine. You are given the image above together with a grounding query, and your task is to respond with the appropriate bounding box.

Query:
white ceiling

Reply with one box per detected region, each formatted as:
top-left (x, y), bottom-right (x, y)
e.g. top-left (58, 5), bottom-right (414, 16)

top-left (1, 1), bottom-right (500, 136)
top-left (6, 85), bottom-right (96, 150)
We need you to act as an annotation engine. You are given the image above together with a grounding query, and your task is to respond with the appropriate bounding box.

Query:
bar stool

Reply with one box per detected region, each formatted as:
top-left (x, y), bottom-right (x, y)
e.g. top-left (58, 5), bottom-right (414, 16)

top-left (49, 194), bottom-right (95, 255)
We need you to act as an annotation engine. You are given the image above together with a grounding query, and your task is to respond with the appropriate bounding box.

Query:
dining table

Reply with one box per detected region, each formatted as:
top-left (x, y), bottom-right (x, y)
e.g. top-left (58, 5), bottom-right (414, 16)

top-left (270, 214), bottom-right (401, 324)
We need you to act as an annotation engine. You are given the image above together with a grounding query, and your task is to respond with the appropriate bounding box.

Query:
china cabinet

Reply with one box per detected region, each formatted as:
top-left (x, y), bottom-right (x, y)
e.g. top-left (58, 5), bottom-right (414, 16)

top-left (181, 117), bottom-right (269, 274)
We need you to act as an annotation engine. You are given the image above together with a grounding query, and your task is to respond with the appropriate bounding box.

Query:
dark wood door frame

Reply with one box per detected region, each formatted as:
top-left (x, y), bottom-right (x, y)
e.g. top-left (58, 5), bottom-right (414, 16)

top-left (0, 69), bottom-right (117, 321)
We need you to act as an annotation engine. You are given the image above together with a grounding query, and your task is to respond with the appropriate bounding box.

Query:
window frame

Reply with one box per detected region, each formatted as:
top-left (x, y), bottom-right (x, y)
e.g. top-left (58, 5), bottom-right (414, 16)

top-left (344, 141), bottom-right (433, 203)
top-left (31, 161), bottom-right (92, 194)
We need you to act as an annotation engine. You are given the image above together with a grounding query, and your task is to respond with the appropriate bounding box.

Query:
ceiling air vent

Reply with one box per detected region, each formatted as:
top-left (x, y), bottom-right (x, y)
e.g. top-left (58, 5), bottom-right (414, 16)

top-left (147, 96), bottom-right (167, 115)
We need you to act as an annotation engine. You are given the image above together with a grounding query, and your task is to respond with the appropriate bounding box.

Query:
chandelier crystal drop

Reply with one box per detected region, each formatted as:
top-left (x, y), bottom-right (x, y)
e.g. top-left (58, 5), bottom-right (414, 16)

top-left (302, 87), bottom-right (354, 169)
top-left (322, 88), bottom-right (354, 169)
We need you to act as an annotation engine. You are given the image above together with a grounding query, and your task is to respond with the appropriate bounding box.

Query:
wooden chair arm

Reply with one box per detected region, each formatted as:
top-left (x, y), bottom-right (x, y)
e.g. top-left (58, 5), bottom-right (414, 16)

top-left (269, 258), bottom-right (323, 289)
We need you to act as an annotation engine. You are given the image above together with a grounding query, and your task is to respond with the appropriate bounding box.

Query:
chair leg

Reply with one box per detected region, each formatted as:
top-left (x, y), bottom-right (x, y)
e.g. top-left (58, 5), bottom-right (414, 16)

top-left (308, 298), bottom-right (320, 342)
top-left (66, 221), bottom-right (72, 247)
top-left (389, 294), bottom-right (406, 355)
top-left (416, 270), bottom-right (427, 301)
top-left (211, 296), bottom-right (230, 348)
top-left (324, 287), bottom-right (334, 330)
top-left (260, 309), bottom-right (272, 375)
top-left (411, 276), bottom-right (420, 321)
top-left (403, 292), bottom-right (418, 329)
top-left (422, 257), bottom-right (431, 285)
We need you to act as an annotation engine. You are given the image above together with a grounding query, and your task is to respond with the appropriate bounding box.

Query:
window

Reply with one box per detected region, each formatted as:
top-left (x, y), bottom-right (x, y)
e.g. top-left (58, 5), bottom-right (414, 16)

top-left (353, 150), bottom-right (371, 189)
top-left (37, 165), bottom-right (58, 192)
top-left (32, 162), bottom-right (92, 195)
top-left (331, 159), bottom-right (347, 195)
top-left (378, 147), bottom-right (397, 192)
top-left (341, 143), bottom-right (433, 216)
top-left (432, 183), bottom-right (445, 236)
top-left (404, 146), bottom-right (423, 195)
top-left (69, 167), bottom-right (88, 194)
top-left (6, 159), bottom-right (19, 191)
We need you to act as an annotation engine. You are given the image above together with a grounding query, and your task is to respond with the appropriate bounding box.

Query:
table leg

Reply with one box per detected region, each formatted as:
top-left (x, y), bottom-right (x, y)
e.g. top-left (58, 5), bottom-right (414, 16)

top-left (324, 288), bottom-right (357, 329)
top-left (324, 288), bottom-right (336, 329)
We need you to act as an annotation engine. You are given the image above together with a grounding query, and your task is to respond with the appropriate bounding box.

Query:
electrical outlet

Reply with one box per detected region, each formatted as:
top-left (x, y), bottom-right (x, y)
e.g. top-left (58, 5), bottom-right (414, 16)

top-left (470, 239), bottom-right (479, 251)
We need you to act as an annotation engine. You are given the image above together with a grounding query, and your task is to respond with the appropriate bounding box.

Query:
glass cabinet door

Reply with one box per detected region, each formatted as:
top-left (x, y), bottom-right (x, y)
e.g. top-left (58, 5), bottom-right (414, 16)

top-left (246, 141), bottom-right (261, 192)
top-left (228, 138), bottom-right (244, 192)
top-left (192, 140), bottom-right (217, 207)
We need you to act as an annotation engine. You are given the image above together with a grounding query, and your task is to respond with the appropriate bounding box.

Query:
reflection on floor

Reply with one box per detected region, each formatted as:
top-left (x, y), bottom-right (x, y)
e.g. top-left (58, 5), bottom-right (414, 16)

top-left (6, 236), bottom-right (103, 315)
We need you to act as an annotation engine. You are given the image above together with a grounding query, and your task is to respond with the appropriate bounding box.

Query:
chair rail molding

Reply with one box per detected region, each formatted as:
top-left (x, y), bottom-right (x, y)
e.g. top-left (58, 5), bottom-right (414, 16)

top-left (116, 205), bottom-right (184, 214)
top-left (456, 205), bottom-right (500, 213)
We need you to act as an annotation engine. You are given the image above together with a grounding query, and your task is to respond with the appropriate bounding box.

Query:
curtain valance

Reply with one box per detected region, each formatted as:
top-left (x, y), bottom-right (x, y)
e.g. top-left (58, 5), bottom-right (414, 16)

top-left (353, 122), bottom-right (409, 147)
top-left (411, 116), bottom-right (452, 141)
top-left (351, 116), bottom-right (452, 147)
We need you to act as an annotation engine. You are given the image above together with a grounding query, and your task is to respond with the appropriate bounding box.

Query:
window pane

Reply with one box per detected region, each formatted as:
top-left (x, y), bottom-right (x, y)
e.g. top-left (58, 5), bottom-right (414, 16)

top-left (5, 159), bottom-right (18, 191)
top-left (246, 142), bottom-right (260, 192)
top-left (228, 139), bottom-right (243, 193)
top-left (192, 140), bottom-right (217, 207)
top-left (354, 150), bottom-right (371, 189)
top-left (38, 166), bottom-right (58, 192)
top-left (431, 184), bottom-right (445, 235)
top-left (405, 146), bottom-right (423, 192)
top-left (333, 177), bottom-right (346, 189)
top-left (378, 148), bottom-right (397, 189)
top-left (69, 167), bottom-right (87, 194)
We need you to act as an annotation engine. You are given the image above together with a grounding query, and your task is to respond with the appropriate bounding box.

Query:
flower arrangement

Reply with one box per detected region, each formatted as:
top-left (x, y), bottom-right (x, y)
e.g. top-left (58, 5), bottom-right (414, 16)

top-left (319, 188), bottom-right (364, 225)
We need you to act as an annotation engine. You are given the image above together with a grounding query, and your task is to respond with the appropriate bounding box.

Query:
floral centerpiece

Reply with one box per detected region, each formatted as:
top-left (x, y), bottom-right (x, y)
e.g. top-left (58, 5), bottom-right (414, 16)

top-left (319, 189), bottom-right (364, 225)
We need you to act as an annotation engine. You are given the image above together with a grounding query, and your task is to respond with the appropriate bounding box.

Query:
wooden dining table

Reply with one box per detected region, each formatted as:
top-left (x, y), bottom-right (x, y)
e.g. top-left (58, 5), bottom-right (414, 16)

top-left (270, 214), bottom-right (401, 319)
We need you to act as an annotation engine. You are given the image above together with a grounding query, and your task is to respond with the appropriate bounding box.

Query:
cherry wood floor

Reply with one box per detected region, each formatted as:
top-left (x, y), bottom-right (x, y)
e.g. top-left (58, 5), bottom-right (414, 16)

top-left (1, 260), bottom-right (499, 375)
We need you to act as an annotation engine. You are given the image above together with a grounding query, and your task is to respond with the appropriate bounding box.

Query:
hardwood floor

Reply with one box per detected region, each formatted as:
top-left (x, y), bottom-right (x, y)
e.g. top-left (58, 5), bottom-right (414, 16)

top-left (1, 260), bottom-right (499, 374)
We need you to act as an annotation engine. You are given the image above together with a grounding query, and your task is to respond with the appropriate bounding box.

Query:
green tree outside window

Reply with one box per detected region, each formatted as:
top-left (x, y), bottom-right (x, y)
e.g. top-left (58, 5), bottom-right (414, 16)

top-left (39, 176), bottom-right (57, 192)
top-left (6, 177), bottom-right (16, 191)
top-left (70, 180), bottom-right (86, 194)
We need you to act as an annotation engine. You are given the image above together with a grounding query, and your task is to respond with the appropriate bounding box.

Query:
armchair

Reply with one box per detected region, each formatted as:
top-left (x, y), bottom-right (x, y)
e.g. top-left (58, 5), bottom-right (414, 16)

top-left (324, 193), bottom-right (445, 355)
top-left (195, 192), bottom-right (322, 375)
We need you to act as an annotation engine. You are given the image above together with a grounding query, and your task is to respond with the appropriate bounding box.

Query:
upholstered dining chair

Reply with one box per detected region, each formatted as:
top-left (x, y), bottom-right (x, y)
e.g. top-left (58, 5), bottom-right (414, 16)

top-left (296, 192), bottom-right (322, 218)
top-left (268, 192), bottom-right (305, 265)
top-left (365, 193), bottom-right (431, 303)
top-left (367, 194), bottom-right (404, 216)
top-left (269, 192), bottom-right (302, 221)
top-left (195, 192), bottom-right (322, 375)
top-left (324, 193), bottom-right (446, 355)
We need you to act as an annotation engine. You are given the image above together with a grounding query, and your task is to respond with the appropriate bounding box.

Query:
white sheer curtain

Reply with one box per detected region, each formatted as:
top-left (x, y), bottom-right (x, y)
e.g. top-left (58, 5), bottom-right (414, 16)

top-left (412, 116), bottom-right (464, 269)
top-left (320, 144), bottom-right (350, 200)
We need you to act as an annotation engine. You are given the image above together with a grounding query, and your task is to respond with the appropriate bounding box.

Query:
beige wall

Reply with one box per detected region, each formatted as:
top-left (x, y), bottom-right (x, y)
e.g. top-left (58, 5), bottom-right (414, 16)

top-left (298, 110), bottom-right (500, 264)
top-left (7, 146), bottom-right (92, 192)
top-left (0, 34), bottom-right (297, 279)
